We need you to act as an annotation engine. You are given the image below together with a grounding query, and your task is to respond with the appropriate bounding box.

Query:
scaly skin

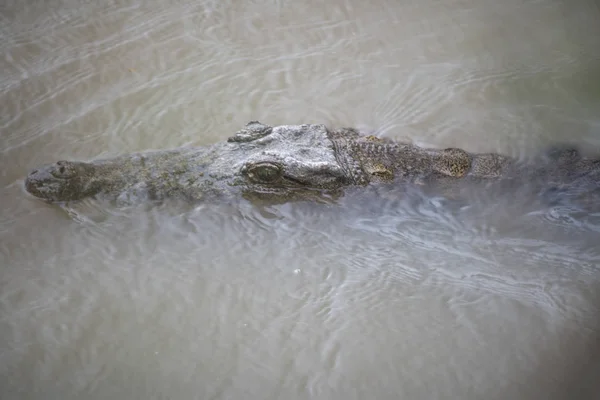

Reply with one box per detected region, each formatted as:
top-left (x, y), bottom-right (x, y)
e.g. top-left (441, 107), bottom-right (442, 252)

top-left (24, 121), bottom-right (599, 207)
top-left (25, 148), bottom-right (221, 203)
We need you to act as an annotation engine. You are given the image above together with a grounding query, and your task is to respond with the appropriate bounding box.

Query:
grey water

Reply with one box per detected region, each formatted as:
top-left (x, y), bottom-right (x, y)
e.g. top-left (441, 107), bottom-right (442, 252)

top-left (2, 0), bottom-right (600, 399)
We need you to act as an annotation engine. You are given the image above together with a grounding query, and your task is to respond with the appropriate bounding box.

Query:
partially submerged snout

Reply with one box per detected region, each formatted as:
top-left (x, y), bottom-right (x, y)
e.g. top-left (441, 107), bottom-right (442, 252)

top-left (25, 160), bottom-right (93, 202)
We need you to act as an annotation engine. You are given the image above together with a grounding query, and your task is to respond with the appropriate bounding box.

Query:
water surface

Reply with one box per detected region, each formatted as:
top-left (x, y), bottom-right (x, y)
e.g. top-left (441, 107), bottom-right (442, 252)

top-left (2, 0), bottom-right (600, 399)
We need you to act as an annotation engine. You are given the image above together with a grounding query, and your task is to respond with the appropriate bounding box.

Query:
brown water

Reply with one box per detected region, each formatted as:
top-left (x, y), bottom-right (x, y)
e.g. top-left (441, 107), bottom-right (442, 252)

top-left (2, 0), bottom-right (600, 399)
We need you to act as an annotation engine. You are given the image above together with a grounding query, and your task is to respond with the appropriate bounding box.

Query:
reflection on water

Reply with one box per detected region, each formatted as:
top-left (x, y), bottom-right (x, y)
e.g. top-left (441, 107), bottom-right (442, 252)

top-left (2, 0), bottom-right (600, 399)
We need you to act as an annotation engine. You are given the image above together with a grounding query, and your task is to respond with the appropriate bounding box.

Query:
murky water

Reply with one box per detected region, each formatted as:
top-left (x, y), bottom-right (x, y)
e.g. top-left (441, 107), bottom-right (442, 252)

top-left (2, 0), bottom-right (600, 399)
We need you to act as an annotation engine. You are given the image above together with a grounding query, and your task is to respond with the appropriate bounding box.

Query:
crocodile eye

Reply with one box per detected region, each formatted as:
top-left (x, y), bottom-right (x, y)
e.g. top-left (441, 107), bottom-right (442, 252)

top-left (245, 162), bottom-right (282, 183)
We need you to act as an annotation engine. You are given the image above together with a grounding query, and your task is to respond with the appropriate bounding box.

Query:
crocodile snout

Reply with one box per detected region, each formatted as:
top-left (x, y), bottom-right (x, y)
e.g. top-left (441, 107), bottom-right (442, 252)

top-left (24, 165), bottom-right (66, 201)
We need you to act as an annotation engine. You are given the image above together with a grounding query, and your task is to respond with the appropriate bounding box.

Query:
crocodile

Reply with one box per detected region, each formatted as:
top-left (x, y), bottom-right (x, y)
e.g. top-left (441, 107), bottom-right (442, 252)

top-left (24, 121), bottom-right (600, 208)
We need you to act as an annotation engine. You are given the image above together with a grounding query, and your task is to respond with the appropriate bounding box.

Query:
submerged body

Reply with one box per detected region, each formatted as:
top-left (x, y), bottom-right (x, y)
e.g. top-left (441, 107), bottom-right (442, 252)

top-left (24, 122), bottom-right (600, 208)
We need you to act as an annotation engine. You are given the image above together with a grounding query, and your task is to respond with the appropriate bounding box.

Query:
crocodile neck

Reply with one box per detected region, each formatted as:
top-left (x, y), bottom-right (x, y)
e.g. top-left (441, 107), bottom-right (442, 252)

top-left (330, 131), bottom-right (474, 184)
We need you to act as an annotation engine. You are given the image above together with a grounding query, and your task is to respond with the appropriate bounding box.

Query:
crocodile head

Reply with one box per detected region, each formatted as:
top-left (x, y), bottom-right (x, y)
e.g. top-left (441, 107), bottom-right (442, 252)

top-left (205, 121), bottom-right (360, 202)
top-left (25, 160), bottom-right (102, 202)
top-left (24, 122), bottom-right (365, 204)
